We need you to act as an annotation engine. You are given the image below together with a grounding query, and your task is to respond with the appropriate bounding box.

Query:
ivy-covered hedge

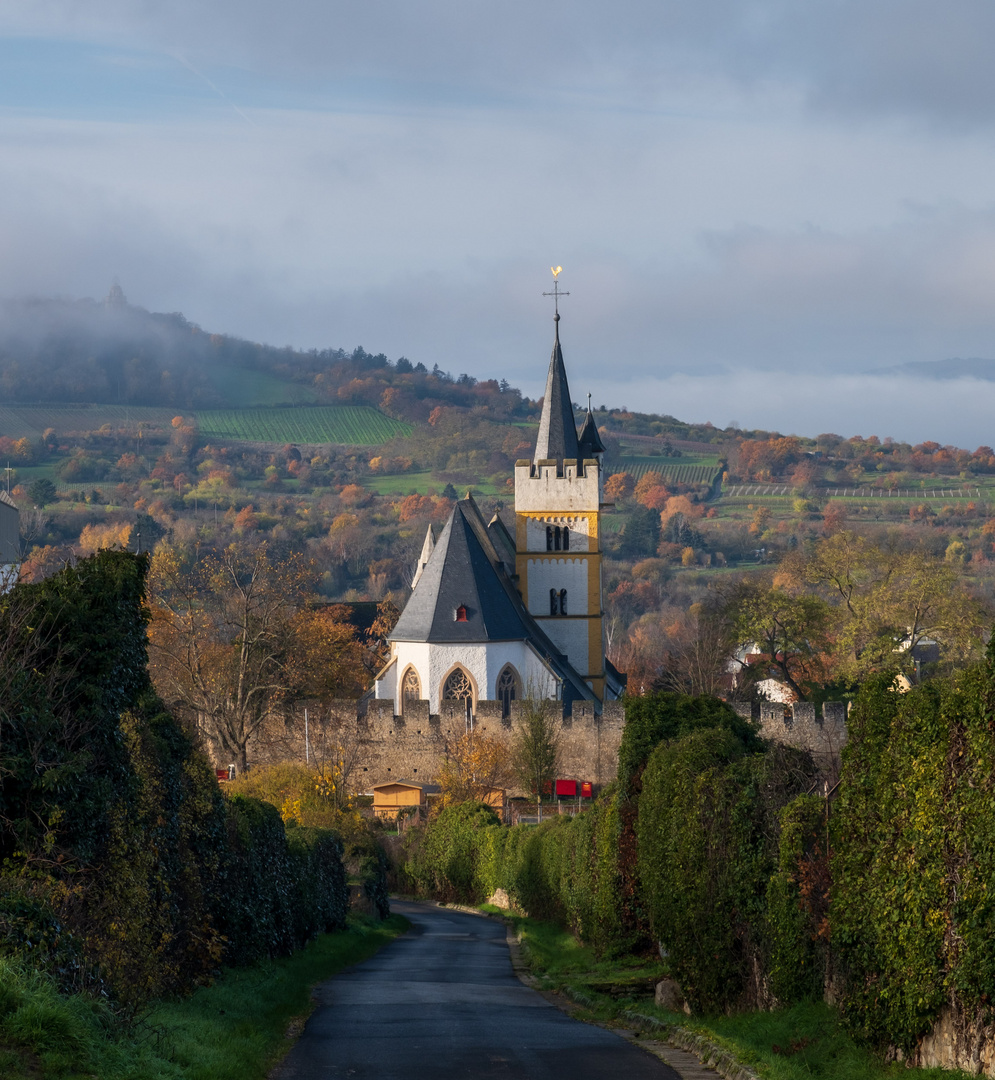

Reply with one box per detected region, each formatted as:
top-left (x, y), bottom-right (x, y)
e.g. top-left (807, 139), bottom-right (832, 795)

top-left (0, 551), bottom-right (349, 1007)
top-left (831, 660), bottom-right (995, 1054)
top-left (638, 728), bottom-right (817, 1012)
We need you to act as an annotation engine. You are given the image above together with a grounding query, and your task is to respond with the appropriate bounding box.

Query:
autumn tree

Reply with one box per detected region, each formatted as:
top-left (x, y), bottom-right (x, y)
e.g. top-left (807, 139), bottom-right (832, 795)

top-left (437, 728), bottom-right (514, 806)
top-left (725, 576), bottom-right (833, 700)
top-left (147, 542), bottom-right (315, 770)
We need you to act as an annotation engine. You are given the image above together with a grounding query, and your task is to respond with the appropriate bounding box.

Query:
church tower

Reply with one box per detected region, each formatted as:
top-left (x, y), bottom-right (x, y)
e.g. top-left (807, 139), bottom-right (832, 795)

top-left (514, 303), bottom-right (614, 701)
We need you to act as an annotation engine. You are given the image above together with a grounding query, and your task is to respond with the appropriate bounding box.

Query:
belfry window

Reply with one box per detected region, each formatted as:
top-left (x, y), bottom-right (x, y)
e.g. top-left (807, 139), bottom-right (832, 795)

top-left (546, 526), bottom-right (553, 551)
top-left (554, 525), bottom-right (562, 551)
top-left (497, 665), bottom-right (520, 719)
top-left (562, 526), bottom-right (569, 551)
top-left (550, 588), bottom-right (558, 615)
top-left (559, 589), bottom-right (567, 615)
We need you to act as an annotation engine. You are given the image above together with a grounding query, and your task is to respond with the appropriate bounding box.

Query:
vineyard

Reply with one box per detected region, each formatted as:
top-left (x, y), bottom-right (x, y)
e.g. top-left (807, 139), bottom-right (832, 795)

top-left (621, 461), bottom-right (722, 486)
top-left (194, 406), bottom-right (412, 446)
top-left (0, 404), bottom-right (175, 438)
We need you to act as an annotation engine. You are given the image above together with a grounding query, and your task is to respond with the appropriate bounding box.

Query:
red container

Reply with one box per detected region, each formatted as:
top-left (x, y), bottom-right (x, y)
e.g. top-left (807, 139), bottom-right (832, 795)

top-left (555, 779), bottom-right (577, 797)
top-left (580, 781), bottom-right (593, 799)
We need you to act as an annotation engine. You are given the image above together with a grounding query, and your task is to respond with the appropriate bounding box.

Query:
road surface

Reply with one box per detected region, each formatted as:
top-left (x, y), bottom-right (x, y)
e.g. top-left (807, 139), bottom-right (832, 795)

top-left (270, 900), bottom-right (680, 1080)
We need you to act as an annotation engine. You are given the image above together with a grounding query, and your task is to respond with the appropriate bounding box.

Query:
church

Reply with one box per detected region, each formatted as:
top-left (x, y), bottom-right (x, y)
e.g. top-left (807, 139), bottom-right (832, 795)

top-left (373, 307), bottom-right (626, 718)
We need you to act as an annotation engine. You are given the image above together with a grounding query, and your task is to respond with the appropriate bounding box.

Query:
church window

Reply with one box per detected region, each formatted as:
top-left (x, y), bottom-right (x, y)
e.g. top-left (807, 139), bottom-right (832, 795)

top-left (442, 667), bottom-right (473, 707)
top-left (554, 525), bottom-right (562, 550)
top-left (455, 604), bottom-right (468, 622)
top-left (562, 526), bottom-right (570, 551)
top-left (549, 588), bottom-right (558, 615)
top-left (497, 665), bottom-right (520, 719)
top-left (559, 589), bottom-right (568, 615)
top-left (546, 526), bottom-right (553, 551)
top-left (401, 667), bottom-right (420, 714)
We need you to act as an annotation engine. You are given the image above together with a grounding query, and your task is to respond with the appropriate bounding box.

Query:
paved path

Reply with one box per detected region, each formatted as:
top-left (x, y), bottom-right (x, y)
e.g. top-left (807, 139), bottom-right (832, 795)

top-left (270, 900), bottom-right (681, 1080)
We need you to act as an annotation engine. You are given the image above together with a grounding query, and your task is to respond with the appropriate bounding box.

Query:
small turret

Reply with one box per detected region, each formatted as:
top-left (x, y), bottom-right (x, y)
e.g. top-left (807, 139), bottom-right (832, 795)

top-left (577, 394), bottom-right (605, 460)
top-left (411, 524), bottom-right (436, 590)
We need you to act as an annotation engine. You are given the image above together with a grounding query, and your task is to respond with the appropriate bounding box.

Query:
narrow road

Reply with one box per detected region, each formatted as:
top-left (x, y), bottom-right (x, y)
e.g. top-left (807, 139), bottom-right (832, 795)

top-left (271, 900), bottom-right (680, 1080)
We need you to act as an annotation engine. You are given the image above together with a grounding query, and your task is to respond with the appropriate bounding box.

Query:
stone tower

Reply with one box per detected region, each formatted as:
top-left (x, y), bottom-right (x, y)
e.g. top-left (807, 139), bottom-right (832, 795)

top-left (514, 311), bottom-right (618, 701)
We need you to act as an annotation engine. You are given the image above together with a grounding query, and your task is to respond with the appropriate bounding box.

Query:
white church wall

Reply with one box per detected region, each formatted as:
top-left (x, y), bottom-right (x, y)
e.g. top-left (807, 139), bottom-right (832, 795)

top-left (378, 639), bottom-right (558, 713)
top-left (374, 657), bottom-right (398, 702)
top-left (526, 557), bottom-right (589, 616)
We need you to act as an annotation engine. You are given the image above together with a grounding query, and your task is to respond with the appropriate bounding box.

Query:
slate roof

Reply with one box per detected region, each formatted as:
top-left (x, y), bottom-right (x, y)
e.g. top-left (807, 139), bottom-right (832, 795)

top-left (533, 314), bottom-right (580, 463)
top-left (577, 407), bottom-right (605, 457)
top-left (390, 495), bottom-right (597, 705)
top-left (390, 498), bottom-right (530, 644)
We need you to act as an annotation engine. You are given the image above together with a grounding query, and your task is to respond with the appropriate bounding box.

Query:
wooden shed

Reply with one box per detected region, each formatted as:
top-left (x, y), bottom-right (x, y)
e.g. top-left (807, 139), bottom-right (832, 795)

top-left (372, 780), bottom-right (440, 821)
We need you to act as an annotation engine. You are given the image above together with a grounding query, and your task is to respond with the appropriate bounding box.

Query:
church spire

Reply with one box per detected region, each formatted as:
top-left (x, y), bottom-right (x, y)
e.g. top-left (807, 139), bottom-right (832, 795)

top-left (535, 272), bottom-right (580, 463)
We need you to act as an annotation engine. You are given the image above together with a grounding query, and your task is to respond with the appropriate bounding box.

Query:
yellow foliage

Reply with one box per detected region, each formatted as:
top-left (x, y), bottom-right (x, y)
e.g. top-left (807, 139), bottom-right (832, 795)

top-left (79, 521), bottom-right (133, 555)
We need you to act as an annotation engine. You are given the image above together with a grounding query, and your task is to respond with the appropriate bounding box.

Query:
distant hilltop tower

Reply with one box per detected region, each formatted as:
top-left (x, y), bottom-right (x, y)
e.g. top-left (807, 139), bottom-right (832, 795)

top-left (104, 283), bottom-right (127, 308)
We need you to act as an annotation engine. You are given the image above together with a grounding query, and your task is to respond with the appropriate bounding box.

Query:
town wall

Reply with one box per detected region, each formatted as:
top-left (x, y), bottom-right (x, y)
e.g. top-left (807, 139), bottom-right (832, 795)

top-left (730, 699), bottom-right (847, 775)
top-left (248, 697), bottom-right (627, 794)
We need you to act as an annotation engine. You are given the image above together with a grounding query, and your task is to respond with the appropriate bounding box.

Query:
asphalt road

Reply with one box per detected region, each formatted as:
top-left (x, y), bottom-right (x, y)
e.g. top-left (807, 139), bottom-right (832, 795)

top-left (270, 900), bottom-right (680, 1080)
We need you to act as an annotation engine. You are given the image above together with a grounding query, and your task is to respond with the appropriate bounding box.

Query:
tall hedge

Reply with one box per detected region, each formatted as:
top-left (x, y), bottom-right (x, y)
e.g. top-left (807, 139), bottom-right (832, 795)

top-left (0, 551), bottom-right (349, 1007)
top-left (831, 662), bottom-right (995, 1053)
top-left (637, 726), bottom-right (816, 1012)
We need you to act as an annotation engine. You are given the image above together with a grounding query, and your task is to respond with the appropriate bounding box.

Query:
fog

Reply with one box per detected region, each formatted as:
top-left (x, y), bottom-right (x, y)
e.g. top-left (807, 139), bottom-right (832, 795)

top-left (1, 3), bottom-right (995, 444)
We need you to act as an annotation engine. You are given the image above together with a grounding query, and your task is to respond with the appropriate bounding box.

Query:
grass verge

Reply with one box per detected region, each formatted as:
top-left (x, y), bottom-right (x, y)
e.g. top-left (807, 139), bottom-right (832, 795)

top-left (491, 908), bottom-right (971, 1080)
top-left (0, 913), bottom-right (408, 1080)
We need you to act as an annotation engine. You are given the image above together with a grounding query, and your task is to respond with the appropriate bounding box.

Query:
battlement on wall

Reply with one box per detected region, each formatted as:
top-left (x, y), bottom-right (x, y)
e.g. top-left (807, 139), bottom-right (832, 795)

top-left (247, 697), bottom-right (626, 791)
top-left (730, 700), bottom-right (847, 772)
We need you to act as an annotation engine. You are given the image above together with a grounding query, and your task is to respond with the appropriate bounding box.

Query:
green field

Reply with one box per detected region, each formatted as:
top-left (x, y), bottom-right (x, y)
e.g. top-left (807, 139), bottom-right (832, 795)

top-left (196, 406), bottom-right (412, 446)
top-left (203, 366), bottom-right (318, 407)
top-left (0, 404), bottom-right (175, 438)
top-left (364, 470), bottom-right (505, 497)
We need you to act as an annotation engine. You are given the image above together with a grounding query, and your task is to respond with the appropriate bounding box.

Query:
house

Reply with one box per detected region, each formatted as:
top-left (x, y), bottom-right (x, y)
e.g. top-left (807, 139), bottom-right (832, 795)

top-left (372, 305), bottom-right (625, 719)
top-left (0, 490), bottom-right (19, 591)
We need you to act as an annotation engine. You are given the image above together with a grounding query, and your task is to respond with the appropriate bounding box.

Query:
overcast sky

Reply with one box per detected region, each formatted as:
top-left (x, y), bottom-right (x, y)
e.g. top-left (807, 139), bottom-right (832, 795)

top-left (3, 2), bottom-right (995, 446)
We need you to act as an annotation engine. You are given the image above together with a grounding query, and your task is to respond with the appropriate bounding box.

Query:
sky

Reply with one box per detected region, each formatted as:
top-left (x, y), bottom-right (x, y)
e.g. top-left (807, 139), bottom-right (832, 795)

top-left (2, 2), bottom-right (995, 446)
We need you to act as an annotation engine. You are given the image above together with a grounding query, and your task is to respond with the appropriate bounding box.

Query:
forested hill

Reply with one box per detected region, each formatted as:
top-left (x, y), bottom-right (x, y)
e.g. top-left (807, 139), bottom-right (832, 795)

top-left (0, 288), bottom-right (536, 421)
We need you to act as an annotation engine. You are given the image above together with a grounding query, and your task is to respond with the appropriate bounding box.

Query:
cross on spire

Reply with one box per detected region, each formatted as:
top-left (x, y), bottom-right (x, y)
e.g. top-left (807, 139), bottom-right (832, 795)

top-left (542, 266), bottom-right (570, 318)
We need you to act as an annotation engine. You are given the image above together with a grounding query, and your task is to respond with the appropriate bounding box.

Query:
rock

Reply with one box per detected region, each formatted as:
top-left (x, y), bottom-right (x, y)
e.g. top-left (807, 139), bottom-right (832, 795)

top-left (487, 888), bottom-right (511, 910)
top-left (654, 977), bottom-right (685, 1012)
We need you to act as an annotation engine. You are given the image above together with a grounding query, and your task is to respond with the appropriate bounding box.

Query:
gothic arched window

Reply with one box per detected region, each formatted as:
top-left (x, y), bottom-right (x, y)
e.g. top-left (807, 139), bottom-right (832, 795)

top-left (559, 589), bottom-right (568, 616)
top-left (497, 665), bottom-right (520, 719)
top-left (562, 526), bottom-right (570, 551)
top-left (546, 526), bottom-right (553, 551)
top-left (550, 588), bottom-right (558, 615)
top-left (442, 667), bottom-right (474, 708)
top-left (554, 525), bottom-right (562, 551)
top-left (401, 667), bottom-right (421, 714)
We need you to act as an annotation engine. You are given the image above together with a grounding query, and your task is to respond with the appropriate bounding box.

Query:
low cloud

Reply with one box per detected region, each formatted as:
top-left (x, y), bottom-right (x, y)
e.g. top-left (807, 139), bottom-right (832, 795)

top-left (582, 370), bottom-right (995, 451)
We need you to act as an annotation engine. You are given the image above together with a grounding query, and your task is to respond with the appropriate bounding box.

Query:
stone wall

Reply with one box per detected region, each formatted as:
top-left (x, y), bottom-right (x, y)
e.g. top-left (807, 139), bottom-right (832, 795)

top-left (247, 697), bottom-right (627, 794)
top-left (730, 699), bottom-right (847, 775)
